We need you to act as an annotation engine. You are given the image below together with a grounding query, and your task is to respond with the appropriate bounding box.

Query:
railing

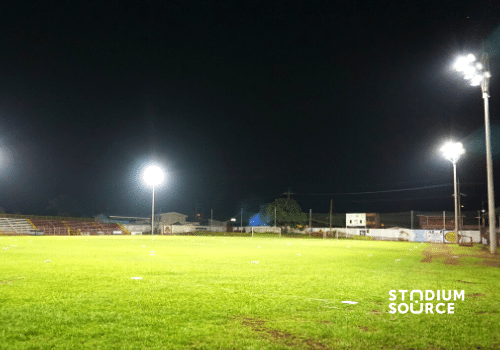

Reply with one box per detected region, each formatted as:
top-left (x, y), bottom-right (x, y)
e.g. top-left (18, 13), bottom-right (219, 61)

top-left (0, 213), bottom-right (94, 221)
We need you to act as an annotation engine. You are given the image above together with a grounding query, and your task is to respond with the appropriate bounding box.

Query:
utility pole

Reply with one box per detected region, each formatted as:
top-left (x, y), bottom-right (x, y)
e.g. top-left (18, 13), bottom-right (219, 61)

top-left (478, 210), bottom-right (481, 235)
top-left (309, 209), bottom-right (312, 236)
top-left (210, 209), bottom-right (213, 232)
top-left (274, 206), bottom-right (276, 228)
top-left (240, 207), bottom-right (243, 232)
top-left (328, 199), bottom-right (332, 239)
top-left (481, 201), bottom-right (486, 244)
top-left (411, 210), bottom-right (413, 230)
top-left (457, 178), bottom-right (467, 240)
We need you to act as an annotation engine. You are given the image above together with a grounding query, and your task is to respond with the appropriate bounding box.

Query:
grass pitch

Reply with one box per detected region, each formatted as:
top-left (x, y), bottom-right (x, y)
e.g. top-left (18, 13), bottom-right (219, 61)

top-left (1, 235), bottom-right (499, 349)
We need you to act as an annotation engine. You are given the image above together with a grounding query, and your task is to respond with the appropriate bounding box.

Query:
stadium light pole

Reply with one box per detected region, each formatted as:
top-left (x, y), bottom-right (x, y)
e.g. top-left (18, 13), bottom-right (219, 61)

top-left (143, 165), bottom-right (165, 241)
top-left (453, 52), bottom-right (496, 253)
top-left (441, 141), bottom-right (465, 243)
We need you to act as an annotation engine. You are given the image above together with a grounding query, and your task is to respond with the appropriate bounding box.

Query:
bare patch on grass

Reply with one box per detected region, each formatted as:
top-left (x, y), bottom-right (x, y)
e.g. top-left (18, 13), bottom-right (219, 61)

top-left (423, 243), bottom-right (500, 269)
top-left (421, 244), bottom-right (500, 267)
top-left (475, 310), bottom-right (497, 315)
top-left (421, 244), bottom-right (459, 265)
top-left (477, 259), bottom-right (500, 267)
top-left (357, 326), bottom-right (372, 332)
top-left (469, 293), bottom-right (485, 297)
top-left (241, 317), bottom-right (331, 349)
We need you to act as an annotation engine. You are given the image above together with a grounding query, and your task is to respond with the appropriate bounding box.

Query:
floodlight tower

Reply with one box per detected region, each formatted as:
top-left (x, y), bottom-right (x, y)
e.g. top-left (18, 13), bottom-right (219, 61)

top-left (441, 141), bottom-right (465, 243)
top-left (143, 165), bottom-right (165, 241)
top-left (453, 52), bottom-right (496, 253)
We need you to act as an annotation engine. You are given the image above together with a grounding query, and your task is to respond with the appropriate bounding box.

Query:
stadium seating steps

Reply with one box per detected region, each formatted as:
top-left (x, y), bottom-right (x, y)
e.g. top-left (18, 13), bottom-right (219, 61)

top-left (0, 215), bottom-right (129, 235)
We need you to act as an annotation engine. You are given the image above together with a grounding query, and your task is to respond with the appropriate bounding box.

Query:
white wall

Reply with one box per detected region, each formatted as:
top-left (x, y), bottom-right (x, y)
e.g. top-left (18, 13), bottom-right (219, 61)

top-left (123, 224), bottom-right (151, 233)
top-left (281, 227), bottom-right (481, 243)
top-left (247, 226), bottom-right (281, 234)
top-left (155, 224), bottom-right (482, 242)
top-left (368, 228), bottom-right (413, 241)
top-left (333, 227), bottom-right (481, 243)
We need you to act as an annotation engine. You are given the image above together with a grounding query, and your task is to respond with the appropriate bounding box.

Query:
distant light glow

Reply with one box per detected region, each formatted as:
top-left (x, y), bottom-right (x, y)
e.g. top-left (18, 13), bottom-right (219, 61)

top-left (441, 141), bottom-right (465, 164)
top-left (143, 165), bottom-right (164, 186)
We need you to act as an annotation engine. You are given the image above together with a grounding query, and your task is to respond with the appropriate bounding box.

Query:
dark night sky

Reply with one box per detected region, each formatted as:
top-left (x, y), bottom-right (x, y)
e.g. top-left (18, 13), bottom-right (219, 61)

top-left (1, 1), bottom-right (500, 221)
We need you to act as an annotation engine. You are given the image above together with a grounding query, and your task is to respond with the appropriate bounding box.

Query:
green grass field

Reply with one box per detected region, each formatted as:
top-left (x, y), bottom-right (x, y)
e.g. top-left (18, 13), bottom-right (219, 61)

top-left (1, 235), bottom-right (499, 349)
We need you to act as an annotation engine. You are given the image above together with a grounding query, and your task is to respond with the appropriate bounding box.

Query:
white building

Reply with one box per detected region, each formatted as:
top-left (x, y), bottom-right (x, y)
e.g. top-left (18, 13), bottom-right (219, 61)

top-left (155, 212), bottom-right (189, 225)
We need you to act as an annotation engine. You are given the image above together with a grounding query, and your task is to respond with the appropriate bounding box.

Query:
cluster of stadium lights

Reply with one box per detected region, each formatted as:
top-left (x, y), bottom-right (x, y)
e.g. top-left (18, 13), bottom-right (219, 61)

top-left (453, 54), bottom-right (490, 87)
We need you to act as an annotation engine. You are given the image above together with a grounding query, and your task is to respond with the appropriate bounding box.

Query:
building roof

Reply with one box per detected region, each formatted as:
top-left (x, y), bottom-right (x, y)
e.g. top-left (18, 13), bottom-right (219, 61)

top-left (160, 212), bottom-right (188, 217)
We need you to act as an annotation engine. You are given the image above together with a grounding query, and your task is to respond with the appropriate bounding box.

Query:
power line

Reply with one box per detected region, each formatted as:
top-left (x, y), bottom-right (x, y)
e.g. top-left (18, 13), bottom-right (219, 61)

top-left (293, 184), bottom-right (453, 196)
top-left (350, 195), bottom-right (453, 203)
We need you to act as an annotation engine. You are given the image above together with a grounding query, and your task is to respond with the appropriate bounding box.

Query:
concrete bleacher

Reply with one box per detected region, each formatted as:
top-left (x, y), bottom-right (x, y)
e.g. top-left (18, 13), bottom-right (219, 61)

top-left (63, 221), bottom-right (100, 235)
top-left (28, 219), bottom-right (124, 235)
top-left (0, 218), bottom-right (35, 235)
top-left (0, 214), bottom-right (129, 236)
top-left (92, 222), bottom-right (123, 235)
top-left (30, 219), bottom-right (68, 235)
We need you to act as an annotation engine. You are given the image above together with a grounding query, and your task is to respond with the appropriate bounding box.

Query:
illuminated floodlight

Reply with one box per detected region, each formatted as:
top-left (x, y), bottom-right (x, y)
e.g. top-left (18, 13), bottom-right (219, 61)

top-left (470, 75), bottom-right (484, 86)
top-left (466, 53), bottom-right (476, 62)
top-left (453, 54), bottom-right (490, 87)
top-left (454, 56), bottom-right (470, 72)
top-left (143, 165), bottom-right (164, 186)
top-left (441, 141), bottom-right (465, 164)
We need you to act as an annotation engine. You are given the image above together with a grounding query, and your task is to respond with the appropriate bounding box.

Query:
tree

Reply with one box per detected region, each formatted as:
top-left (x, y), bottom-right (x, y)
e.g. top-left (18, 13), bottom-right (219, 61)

top-left (260, 198), bottom-right (307, 228)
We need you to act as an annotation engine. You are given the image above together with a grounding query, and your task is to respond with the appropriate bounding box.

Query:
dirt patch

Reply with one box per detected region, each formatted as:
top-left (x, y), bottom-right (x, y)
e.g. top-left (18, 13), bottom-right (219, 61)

top-left (0, 280), bottom-right (13, 284)
top-left (241, 318), bottom-right (331, 349)
top-left (421, 244), bottom-right (459, 265)
top-left (421, 244), bottom-right (500, 267)
top-left (461, 253), bottom-right (500, 260)
top-left (477, 259), bottom-right (500, 267)
top-left (475, 311), bottom-right (495, 315)
top-left (357, 326), bottom-right (371, 332)
top-left (457, 280), bottom-right (476, 284)
top-left (469, 293), bottom-right (485, 297)
top-left (370, 310), bottom-right (382, 314)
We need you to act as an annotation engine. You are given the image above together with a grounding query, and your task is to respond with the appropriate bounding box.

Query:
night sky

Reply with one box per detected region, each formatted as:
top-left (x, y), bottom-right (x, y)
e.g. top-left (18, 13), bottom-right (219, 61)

top-left (1, 1), bottom-right (499, 221)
